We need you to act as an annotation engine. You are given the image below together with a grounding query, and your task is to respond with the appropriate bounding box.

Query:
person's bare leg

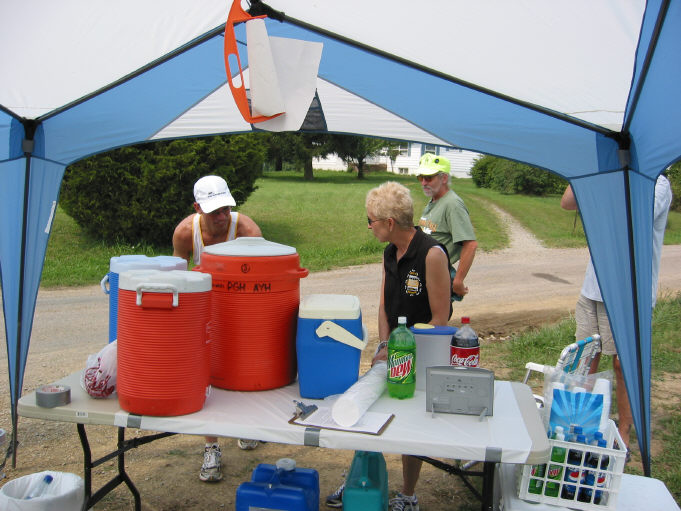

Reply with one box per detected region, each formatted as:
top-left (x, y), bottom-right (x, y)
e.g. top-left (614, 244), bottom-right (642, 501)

top-left (613, 355), bottom-right (633, 447)
top-left (401, 455), bottom-right (423, 496)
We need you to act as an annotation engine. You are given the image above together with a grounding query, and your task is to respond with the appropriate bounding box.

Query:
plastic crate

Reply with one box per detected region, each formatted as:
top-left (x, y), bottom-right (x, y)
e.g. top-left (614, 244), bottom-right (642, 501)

top-left (517, 420), bottom-right (626, 510)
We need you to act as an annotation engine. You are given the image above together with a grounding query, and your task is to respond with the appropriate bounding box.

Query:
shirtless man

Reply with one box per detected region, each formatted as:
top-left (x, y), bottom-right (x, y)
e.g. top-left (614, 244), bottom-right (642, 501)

top-left (172, 175), bottom-right (262, 483)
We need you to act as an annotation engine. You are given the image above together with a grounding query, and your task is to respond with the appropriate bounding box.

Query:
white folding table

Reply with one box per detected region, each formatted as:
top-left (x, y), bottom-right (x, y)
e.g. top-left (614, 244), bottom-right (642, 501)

top-left (18, 371), bottom-right (550, 511)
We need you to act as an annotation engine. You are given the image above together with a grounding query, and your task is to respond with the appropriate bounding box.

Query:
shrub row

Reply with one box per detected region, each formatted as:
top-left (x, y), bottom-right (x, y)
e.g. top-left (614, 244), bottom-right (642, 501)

top-left (470, 155), bottom-right (566, 195)
top-left (60, 134), bottom-right (266, 247)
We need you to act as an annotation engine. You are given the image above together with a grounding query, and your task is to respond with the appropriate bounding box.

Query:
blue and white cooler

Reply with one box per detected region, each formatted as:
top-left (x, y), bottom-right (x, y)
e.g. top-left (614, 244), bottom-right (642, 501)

top-left (296, 294), bottom-right (366, 399)
top-left (100, 255), bottom-right (187, 343)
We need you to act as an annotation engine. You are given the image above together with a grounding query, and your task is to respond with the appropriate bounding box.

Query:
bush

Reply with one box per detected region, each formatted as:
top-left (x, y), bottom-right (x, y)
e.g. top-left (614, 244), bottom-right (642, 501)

top-left (666, 161), bottom-right (681, 212)
top-left (470, 155), bottom-right (566, 195)
top-left (60, 134), bottom-right (266, 247)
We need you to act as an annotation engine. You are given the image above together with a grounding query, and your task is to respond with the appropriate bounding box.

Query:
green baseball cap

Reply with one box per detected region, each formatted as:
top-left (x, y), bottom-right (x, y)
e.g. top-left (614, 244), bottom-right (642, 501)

top-left (417, 153), bottom-right (450, 175)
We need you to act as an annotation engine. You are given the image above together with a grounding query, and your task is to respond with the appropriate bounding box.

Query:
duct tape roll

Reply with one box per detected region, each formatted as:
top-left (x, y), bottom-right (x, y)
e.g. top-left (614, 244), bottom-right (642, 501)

top-left (36, 384), bottom-right (71, 408)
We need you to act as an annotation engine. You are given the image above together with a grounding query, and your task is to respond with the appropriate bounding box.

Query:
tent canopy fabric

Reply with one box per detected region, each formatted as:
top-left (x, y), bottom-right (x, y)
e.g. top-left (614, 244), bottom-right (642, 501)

top-left (1, 0), bottom-right (680, 475)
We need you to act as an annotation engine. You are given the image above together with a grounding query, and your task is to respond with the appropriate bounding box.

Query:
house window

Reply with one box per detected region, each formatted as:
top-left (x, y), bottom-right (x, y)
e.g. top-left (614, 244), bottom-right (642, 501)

top-left (423, 144), bottom-right (438, 155)
top-left (398, 167), bottom-right (409, 175)
top-left (396, 142), bottom-right (409, 157)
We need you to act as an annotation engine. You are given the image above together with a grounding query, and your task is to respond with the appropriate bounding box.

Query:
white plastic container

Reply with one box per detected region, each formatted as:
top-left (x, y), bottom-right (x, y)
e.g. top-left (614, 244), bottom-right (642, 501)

top-left (517, 420), bottom-right (627, 510)
top-left (0, 471), bottom-right (84, 511)
top-left (410, 324), bottom-right (457, 391)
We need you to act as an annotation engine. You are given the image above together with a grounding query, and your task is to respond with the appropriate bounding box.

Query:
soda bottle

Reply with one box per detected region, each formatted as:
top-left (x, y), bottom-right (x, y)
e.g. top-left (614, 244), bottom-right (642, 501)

top-left (527, 463), bottom-right (546, 494)
top-left (544, 426), bottom-right (566, 497)
top-left (387, 316), bottom-right (416, 399)
top-left (561, 433), bottom-right (587, 500)
top-left (593, 438), bottom-right (610, 505)
top-left (578, 472), bottom-right (595, 503)
top-left (450, 317), bottom-right (479, 367)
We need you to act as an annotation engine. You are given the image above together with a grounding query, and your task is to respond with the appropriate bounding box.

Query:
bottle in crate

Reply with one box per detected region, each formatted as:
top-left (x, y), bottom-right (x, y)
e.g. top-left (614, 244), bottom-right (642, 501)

top-left (593, 438), bottom-right (610, 505)
top-left (544, 427), bottom-right (566, 497)
top-left (578, 472), bottom-right (595, 503)
top-left (561, 433), bottom-right (587, 500)
top-left (527, 463), bottom-right (545, 494)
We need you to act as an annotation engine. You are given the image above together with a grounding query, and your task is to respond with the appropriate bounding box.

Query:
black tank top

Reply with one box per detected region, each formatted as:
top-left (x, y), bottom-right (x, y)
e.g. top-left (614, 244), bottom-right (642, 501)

top-left (383, 227), bottom-right (451, 330)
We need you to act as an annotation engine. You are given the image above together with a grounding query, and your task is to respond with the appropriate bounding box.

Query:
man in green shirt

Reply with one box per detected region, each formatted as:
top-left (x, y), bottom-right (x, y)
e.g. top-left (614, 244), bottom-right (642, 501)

top-left (417, 153), bottom-right (477, 300)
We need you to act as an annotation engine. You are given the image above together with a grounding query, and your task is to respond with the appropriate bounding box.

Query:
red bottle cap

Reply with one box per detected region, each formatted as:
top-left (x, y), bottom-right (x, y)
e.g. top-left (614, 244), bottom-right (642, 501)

top-left (461, 316), bottom-right (470, 324)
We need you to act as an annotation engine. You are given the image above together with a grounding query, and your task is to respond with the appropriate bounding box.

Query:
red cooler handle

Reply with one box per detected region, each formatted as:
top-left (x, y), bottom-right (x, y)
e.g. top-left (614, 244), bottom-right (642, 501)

top-left (136, 284), bottom-right (179, 309)
top-left (224, 0), bottom-right (283, 124)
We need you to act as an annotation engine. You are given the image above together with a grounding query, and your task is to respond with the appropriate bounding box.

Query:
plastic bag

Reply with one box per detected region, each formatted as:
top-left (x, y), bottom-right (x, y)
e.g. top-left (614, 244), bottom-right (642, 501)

top-left (81, 341), bottom-right (117, 398)
top-left (0, 471), bottom-right (84, 511)
top-left (542, 368), bottom-right (613, 436)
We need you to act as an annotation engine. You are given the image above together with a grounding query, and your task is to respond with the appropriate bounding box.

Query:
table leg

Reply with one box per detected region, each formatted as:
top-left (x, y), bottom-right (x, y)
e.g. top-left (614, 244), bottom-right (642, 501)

top-left (76, 423), bottom-right (175, 511)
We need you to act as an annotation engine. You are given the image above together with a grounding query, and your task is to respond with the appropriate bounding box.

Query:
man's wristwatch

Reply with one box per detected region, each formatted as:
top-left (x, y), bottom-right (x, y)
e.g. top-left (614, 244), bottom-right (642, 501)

top-left (375, 340), bottom-right (388, 356)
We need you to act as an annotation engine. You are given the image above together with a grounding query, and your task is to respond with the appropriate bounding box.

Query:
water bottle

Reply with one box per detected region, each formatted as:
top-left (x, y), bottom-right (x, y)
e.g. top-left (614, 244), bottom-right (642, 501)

top-left (25, 474), bottom-right (53, 499)
top-left (544, 426), bottom-right (566, 497)
top-left (387, 317), bottom-right (416, 399)
top-left (450, 316), bottom-right (479, 367)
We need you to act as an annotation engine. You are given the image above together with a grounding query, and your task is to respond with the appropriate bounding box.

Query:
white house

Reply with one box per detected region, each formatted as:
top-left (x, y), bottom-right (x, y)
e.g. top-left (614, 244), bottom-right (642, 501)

top-left (313, 142), bottom-right (482, 178)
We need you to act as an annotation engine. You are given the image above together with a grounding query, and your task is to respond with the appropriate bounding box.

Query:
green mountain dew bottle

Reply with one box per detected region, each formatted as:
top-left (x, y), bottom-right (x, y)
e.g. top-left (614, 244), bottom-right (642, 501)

top-left (387, 316), bottom-right (416, 399)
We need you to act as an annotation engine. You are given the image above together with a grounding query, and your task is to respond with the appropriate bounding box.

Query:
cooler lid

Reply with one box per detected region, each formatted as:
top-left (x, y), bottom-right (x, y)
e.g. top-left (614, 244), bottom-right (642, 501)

top-left (119, 269), bottom-right (211, 293)
top-left (298, 294), bottom-right (361, 320)
top-left (204, 237), bottom-right (296, 257)
top-left (410, 324), bottom-right (457, 335)
top-left (110, 255), bottom-right (187, 273)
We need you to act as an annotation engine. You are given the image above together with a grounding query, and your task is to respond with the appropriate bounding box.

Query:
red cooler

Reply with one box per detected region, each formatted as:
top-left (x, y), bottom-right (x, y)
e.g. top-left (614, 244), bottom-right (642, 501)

top-left (196, 237), bottom-right (308, 391)
top-left (117, 269), bottom-right (212, 416)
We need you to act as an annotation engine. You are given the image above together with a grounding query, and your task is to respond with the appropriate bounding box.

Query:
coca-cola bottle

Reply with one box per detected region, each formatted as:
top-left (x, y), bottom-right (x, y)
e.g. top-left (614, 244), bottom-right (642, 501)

top-left (450, 317), bottom-right (479, 367)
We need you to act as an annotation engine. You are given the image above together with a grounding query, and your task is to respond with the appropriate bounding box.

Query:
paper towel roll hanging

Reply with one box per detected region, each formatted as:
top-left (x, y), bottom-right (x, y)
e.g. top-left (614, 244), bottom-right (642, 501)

top-left (331, 362), bottom-right (387, 428)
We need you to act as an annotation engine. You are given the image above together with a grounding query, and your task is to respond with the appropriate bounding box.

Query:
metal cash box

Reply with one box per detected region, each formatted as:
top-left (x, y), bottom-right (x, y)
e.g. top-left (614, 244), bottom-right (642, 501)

top-left (426, 366), bottom-right (494, 416)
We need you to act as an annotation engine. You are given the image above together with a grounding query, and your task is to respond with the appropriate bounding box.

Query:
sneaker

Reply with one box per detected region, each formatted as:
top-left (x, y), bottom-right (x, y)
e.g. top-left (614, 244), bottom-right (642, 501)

top-left (199, 445), bottom-right (222, 482)
top-left (325, 482), bottom-right (345, 508)
top-left (389, 493), bottom-right (419, 511)
top-left (237, 439), bottom-right (259, 450)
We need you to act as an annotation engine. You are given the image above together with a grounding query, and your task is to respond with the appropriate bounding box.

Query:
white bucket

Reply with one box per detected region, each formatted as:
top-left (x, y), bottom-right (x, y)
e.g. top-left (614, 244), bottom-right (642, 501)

top-left (411, 325), bottom-right (457, 391)
top-left (0, 471), bottom-right (85, 511)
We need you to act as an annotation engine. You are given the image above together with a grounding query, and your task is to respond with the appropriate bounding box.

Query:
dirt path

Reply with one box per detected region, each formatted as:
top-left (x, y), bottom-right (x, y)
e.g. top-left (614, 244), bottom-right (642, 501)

top-left (1, 208), bottom-right (680, 509)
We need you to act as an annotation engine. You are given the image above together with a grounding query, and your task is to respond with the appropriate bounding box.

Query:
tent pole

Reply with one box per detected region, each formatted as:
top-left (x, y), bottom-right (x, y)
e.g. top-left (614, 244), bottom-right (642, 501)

top-left (621, 159), bottom-right (651, 477)
top-left (11, 120), bottom-right (37, 468)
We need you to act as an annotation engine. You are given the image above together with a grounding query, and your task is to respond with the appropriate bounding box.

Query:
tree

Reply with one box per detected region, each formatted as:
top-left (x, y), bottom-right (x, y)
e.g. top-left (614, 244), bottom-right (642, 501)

top-left (262, 132), bottom-right (332, 180)
top-left (60, 134), bottom-right (266, 246)
top-left (325, 135), bottom-right (387, 179)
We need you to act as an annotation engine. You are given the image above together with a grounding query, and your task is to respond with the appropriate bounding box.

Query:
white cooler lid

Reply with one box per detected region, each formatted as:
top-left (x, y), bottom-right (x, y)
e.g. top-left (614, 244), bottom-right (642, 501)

top-left (119, 269), bottom-right (211, 293)
top-left (204, 237), bottom-right (296, 257)
top-left (110, 255), bottom-right (187, 273)
top-left (298, 294), bottom-right (361, 320)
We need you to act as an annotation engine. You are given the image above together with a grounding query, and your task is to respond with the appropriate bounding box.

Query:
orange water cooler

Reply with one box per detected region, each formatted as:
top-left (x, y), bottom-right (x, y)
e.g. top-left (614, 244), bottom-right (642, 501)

top-left (196, 237), bottom-right (308, 391)
top-left (117, 269), bottom-right (212, 416)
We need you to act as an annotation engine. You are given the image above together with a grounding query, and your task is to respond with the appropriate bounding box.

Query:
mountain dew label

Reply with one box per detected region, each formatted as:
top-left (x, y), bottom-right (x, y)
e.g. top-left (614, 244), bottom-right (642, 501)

top-left (388, 350), bottom-right (415, 384)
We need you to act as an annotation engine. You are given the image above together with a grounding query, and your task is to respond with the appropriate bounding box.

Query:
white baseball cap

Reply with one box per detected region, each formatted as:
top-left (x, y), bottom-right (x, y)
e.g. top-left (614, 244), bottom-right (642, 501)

top-left (193, 175), bottom-right (236, 213)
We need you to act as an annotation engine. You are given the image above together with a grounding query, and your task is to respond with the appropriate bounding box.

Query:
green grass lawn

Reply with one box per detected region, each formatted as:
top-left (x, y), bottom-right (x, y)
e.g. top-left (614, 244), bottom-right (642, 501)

top-left (494, 292), bottom-right (681, 501)
top-left (42, 169), bottom-right (680, 287)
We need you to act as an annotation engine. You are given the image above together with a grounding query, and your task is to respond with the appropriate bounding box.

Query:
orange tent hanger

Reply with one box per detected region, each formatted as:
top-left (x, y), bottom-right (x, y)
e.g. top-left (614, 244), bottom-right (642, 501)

top-left (224, 0), bottom-right (284, 124)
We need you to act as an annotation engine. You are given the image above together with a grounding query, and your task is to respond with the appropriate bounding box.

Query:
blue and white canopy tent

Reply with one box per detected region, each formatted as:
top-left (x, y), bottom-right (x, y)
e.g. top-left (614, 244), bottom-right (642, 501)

top-left (1, 0), bottom-right (679, 475)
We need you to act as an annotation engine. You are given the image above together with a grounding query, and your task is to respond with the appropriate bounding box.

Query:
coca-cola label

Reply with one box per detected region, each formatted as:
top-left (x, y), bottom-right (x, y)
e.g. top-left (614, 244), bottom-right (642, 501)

top-left (388, 350), bottom-right (415, 384)
top-left (450, 346), bottom-right (480, 367)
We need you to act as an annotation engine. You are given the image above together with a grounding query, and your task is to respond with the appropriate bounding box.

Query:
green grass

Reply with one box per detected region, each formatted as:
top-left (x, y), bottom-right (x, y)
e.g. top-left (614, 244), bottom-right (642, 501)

top-left (41, 170), bottom-right (680, 287)
top-left (490, 292), bottom-right (681, 501)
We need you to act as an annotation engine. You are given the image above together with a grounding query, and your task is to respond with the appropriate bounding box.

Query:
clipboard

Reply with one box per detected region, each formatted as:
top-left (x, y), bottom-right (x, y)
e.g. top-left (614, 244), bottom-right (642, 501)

top-left (288, 405), bottom-right (394, 436)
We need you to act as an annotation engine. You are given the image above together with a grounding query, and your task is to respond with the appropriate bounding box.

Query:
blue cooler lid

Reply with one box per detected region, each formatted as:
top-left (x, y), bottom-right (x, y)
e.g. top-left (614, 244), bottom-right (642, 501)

top-left (410, 324), bottom-right (457, 335)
